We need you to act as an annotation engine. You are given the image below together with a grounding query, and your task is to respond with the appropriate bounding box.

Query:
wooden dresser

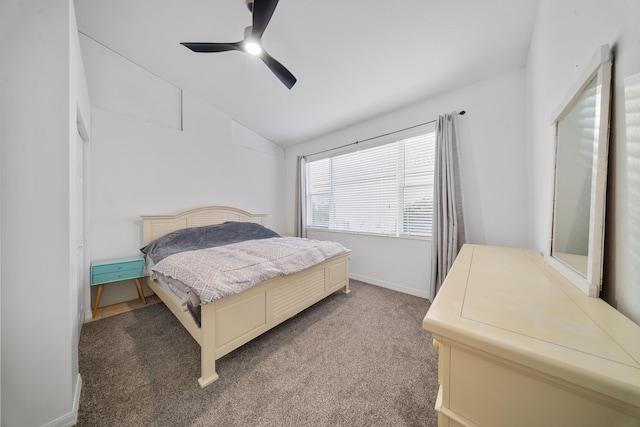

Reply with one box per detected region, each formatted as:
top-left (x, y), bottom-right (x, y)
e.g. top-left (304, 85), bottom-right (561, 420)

top-left (422, 244), bottom-right (640, 427)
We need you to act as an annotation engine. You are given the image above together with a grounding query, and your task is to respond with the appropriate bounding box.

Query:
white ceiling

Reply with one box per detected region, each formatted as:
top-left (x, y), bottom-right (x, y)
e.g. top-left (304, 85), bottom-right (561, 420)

top-left (74, 0), bottom-right (540, 147)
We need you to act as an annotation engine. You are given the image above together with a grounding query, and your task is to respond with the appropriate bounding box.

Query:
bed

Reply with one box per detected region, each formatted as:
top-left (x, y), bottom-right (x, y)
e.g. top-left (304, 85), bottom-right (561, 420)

top-left (140, 206), bottom-right (351, 387)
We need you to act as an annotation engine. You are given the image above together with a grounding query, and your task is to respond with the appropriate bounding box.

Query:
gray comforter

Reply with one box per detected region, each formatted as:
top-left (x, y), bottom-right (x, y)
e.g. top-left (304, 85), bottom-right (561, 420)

top-left (151, 237), bottom-right (347, 306)
top-left (141, 221), bottom-right (280, 263)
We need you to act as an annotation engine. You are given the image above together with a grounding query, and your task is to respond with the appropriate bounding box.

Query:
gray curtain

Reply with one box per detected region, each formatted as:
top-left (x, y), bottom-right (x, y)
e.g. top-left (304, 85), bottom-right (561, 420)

top-left (295, 155), bottom-right (307, 238)
top-left (430, 112), bottom-right (466, 301)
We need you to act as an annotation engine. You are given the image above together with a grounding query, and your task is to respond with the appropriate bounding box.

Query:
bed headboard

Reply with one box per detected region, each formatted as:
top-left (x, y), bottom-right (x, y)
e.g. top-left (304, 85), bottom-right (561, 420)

top-left (141, 206), bottom-right (267, 246)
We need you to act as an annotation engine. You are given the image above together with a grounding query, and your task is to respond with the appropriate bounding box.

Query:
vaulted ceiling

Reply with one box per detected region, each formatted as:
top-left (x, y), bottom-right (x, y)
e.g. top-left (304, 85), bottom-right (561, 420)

top-left (74, 0), bottom-right (540, 147)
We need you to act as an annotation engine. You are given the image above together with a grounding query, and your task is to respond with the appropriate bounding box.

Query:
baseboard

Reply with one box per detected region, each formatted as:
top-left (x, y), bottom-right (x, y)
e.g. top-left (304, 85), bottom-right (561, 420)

top-left (72, 374), bottom-right (82, 425)
top-left (349, 273), bottom-right (429, 299)
top-left (41, 374), bottom-right (82, 427)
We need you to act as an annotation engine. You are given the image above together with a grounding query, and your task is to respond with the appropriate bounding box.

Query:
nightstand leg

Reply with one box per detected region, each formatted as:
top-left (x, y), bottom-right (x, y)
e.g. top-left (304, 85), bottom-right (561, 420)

top-left (92, 284), bottom-right (104, 318)
top-left (135, 278), bottom-right (147, 305)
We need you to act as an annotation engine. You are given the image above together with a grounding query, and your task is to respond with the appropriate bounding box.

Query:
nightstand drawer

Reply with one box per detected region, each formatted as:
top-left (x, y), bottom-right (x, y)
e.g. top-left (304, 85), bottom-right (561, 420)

top-left (91, 257), bottom-right (144, 285)
top-left (91, 268), bottom-right (142, 285)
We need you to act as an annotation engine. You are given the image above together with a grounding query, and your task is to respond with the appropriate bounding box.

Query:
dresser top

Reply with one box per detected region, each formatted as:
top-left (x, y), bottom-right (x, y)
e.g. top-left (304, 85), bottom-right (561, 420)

top-left (423, 244), bottom-right (640, 408)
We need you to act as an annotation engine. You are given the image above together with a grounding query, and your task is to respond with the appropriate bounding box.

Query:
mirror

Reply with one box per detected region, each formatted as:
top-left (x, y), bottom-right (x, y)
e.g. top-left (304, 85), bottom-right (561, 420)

top-left (547, 45), bottom-right (612, 297)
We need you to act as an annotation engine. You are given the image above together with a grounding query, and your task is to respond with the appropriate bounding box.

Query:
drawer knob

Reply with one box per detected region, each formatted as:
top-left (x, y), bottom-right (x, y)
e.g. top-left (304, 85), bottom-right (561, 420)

top-left (432, 338), bottom-right (440, 349)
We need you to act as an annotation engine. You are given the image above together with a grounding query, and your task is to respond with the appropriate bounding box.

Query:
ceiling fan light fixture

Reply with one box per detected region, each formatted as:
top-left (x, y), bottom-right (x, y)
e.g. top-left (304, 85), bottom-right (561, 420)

top-left (244, 40), bottom-right (262, 56)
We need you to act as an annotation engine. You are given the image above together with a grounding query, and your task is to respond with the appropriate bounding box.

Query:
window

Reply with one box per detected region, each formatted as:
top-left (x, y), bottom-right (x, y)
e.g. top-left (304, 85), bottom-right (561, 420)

top-left (305, 124), bottom-right (435, 238)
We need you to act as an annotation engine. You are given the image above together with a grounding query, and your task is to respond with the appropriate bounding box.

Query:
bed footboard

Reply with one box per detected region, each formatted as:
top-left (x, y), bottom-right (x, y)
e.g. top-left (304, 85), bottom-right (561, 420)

top-left (201, 251), bottom-right (349, 387)
top-left (148, 252), bottom-right (349, 387)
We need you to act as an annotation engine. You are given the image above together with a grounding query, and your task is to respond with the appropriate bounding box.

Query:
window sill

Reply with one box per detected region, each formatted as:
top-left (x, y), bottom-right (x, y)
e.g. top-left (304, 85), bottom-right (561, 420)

top-left (306, 228), bottom-right (431, 242)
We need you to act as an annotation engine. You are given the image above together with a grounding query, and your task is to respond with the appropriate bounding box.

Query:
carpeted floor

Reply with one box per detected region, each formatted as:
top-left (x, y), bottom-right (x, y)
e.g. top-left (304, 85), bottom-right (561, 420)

top-left (77, 280), bottom-right (439, 426)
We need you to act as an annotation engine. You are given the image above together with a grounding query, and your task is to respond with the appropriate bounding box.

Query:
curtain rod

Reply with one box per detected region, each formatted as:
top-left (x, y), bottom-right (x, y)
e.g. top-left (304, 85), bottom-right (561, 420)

top-left (304, 110), bottom-right (465, 158)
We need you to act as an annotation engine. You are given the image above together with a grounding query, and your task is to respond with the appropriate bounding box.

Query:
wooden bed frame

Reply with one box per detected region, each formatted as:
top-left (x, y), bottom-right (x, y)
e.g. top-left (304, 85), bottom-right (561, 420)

top-left (141, 206), bottom-right (350, 387)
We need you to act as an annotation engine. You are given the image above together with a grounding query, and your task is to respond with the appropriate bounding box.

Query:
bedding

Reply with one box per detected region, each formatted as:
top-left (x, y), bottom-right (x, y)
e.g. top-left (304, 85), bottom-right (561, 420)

top-left (151, 237), bottom-right (347, 305)
top-left (142, 221), bottom-right (347, 326)
top-left (141, 221), bottom-right (280, 263)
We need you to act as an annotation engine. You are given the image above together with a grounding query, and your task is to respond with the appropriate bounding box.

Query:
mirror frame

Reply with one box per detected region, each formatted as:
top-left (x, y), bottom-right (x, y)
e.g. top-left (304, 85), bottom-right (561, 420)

top-left (546, 45), bottom-right (613, 297)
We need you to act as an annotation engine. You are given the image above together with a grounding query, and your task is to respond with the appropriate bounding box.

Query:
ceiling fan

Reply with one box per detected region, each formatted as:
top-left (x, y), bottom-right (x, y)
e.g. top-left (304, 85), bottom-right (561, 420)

top-left (181, 0), bottom-right (297, 89)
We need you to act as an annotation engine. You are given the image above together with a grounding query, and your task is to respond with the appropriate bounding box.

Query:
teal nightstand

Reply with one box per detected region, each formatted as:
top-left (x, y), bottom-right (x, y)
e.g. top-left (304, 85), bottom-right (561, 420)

top-left (91, 256), bottom-right (146, 317)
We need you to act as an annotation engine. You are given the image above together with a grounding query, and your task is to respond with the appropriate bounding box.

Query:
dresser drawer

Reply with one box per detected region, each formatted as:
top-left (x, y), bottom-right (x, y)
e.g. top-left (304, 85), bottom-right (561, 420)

top-left (91, 257), bottom-right (144, 285)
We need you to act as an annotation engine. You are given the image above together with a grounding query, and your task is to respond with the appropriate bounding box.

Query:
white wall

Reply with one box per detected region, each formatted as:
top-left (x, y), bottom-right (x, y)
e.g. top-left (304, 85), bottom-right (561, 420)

top-left (70, 1), bottom-right (91, 408)
top-left (80, 35), bottom-right (286, 309)
top-left (285, 69), bottom-right (531, 299)
top-left (0, 0), bottom-right (86, 425)
top-left (527, 0), bottom-right (640, 324)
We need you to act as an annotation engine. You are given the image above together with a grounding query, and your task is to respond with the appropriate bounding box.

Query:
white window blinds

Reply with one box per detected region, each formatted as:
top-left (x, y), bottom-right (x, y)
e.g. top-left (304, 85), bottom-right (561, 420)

top-left (305, 123), bottom-right (435, 238)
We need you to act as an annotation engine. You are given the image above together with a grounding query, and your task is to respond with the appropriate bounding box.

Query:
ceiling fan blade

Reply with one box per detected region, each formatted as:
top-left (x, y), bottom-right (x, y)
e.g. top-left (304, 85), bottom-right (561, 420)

top-left (251, 0), bottom-right (280, 37)
top-left (260, 51), bottom-right (296, 89)
top-left (181, 42), bottom-right (242, 53)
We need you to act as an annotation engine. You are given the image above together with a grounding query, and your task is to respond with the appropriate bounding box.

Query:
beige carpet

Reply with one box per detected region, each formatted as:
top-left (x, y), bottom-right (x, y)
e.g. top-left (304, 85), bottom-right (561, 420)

top-left (77, 280), bottom-right (439, 426)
